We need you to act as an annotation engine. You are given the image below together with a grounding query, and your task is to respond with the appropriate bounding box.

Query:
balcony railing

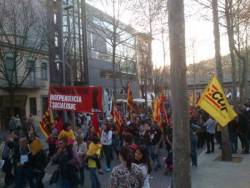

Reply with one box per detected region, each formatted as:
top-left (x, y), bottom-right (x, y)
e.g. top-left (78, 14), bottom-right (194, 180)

top-left (0, 77), bottom-right (47, 89)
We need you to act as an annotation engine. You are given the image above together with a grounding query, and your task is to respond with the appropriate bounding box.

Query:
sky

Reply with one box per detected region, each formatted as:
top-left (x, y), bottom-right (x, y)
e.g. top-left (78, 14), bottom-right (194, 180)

top-left (87, 0), bottom-right (230, 68)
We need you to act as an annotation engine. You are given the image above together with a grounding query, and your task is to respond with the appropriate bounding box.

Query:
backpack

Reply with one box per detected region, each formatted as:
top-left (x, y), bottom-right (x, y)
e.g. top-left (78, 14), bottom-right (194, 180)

top-left (0, 142), bottom-right (5, 159)
top-left (1, 143), bottom-right (11, 160)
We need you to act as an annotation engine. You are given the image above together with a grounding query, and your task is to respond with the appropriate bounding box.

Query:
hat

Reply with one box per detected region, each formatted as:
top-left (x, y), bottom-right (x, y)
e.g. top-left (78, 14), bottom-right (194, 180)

top-left (30, 139), bottom-right (43, 155)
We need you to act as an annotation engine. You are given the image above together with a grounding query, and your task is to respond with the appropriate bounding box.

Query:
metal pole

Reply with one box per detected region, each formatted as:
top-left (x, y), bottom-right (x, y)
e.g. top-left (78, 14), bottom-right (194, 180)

top-left (59, 0), bottom-right (67, 122)
top-left (81, 0), bottom-right (89, 85)
top-left (60, 0), bottom-right (66, 87)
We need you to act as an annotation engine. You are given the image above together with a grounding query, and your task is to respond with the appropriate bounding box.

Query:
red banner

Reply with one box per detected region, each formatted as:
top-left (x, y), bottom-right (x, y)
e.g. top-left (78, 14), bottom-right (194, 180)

top-left (49, 86), bottom-right (103, 113)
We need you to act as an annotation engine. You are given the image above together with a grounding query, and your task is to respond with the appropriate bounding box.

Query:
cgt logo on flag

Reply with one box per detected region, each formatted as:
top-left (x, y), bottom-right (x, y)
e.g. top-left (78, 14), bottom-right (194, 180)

top-left (197, 76), bottom-right (237, 127)
top-left (205, 84), bottom-right (228, 112)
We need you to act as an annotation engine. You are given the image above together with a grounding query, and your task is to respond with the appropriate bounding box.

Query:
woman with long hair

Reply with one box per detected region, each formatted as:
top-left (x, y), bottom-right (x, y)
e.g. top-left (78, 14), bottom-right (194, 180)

top-left (110, 146), bottom-right (144, 188)
top-left (134, 146), bottom-right (151, 188)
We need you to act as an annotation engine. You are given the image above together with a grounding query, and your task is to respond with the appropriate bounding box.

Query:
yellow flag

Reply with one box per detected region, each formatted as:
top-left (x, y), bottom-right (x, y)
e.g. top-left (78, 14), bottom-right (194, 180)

top-left (197, 76), bottom-right (237, 127)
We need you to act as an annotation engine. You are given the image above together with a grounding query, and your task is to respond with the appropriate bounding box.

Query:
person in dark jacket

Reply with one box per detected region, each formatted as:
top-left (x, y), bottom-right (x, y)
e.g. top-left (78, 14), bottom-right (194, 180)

top-left (29, 132), bottom-right (47, 188)
top-left (2, 133), bottom-right (15, 186)
top-left (14, 137), bottom-right (35, 188)
top-left (52, 137), bottom-right (79, 188)
top-left (228, 119), bottom-right (238, 153)
top-left (237, 107), bottom-right (249, 154)
top-left (150, 122), bottom-right (162, 171)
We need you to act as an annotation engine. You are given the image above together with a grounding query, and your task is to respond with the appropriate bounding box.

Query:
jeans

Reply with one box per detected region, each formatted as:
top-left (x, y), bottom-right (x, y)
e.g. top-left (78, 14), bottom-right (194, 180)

top-left (2, 159), bottom-right (14, 185)
top-left (103, 145), bottom-right (112, 168)
top-left (238, 133), bottom-right (249, 152)
top-left (79, 166), bottom-right (85, 186)
top-left (230, 133), bottom-right (238, 153)
top-left (89, 168), bottom-right (100, 188)
top-left (57, 176), bottom-right (70, 188)
top-left (206, 133), bottom-right (215, 152)
top-left (33, 169), bottom-right (45, 188)
top-left (15, 166), bottom-right (35, 188)
top-left (191, 134), bottom-right (198, 166)
top-left (151, 145), bottom-right (161, 170)
top-left (112, 137), bottom-right (121, 158)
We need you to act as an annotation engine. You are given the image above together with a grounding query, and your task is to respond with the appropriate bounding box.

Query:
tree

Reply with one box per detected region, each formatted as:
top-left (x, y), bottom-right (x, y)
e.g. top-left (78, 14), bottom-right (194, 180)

top-left (131, 0), bottom-right (167, 112)
top-left (230, 0), bottom-right (250, 103)
top-left (224, 0), bottom-right (237, 102)
top-left (168, 0), bottom-right (191, 187)
top-left (0, 0), bottom-right (47, 115)
top-left (194, 0), bottom-right (250, 103)
top-left (212, 0), bottom-right (232, 161)
top-left (87, 0), bottom-right (136, 99)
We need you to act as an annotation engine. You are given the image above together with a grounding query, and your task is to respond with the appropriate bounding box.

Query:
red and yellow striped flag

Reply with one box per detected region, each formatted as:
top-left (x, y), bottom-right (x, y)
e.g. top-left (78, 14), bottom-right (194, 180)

top-left (153, 98), bottom-right (161, 123)
top-left (39, 109), bottom-right (54, 138)
top-left (127, 82), bottom-right (134, 112)
top-left (112, 104), bottom-right (123, 133)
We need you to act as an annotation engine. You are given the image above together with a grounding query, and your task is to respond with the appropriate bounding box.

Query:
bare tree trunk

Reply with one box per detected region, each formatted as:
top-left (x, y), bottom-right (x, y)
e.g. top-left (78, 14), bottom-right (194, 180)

top-left (112, 44), bottom-right (117, 99)
top-left (145, 18), bottom-right (153, 113)
top-left (8, 89), bottom-right (15, 117)
top-left (168, 0), bottom-right (191, 188)
top-left (212, 0), bottom-right (232, 161)
top-left (242, 40), bottom-right (249, 103)
top-left (225, 0), bottom-right (237, 103)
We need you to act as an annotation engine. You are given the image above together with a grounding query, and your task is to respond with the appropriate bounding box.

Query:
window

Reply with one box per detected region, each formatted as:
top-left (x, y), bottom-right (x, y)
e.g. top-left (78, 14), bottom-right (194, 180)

top-left (41, 63), bottom-right (48, 80)
top-left (54, 13), bottom-right (57, 24)
top-left (29, 97), bottom-right (37, 115)
top-left (55, 32), bottom-right (59, 47)
top-left (4, 55), bottom-right (14, 79)
top-left (26, 60), bottom-right (35, 80)
top-left (41, 96), bottom-right (48, 115)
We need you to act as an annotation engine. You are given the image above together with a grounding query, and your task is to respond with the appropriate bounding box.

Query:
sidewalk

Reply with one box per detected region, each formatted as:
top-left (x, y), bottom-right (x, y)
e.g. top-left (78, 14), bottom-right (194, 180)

top-left (192, 148), bottom-right (250, 188)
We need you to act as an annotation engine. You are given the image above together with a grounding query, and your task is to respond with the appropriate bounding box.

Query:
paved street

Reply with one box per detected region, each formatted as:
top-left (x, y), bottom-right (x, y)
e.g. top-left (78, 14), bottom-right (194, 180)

top-left (42, 149), bottom-right (172, 188)
top-left (0, 129), bottom-right (172, 188)
top-left (192, 148), bottom-right (250, 188)
top-left (3, 142), bottom-right (250, 188)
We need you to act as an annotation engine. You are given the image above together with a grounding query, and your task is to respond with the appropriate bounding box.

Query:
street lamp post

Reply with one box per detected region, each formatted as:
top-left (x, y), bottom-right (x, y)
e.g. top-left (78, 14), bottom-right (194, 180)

top-left (59, 0), bottom-right (73, 122)
top-left (81, 0), bottom-right (89, 85)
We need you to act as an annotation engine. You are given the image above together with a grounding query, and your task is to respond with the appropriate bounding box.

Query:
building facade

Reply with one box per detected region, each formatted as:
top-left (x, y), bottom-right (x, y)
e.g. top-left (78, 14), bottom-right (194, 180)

top-left (86, 4), bottom-right (139, 98)
top-left (0, 0), bottom-right (49, 129)
top-left (0, 0), bottom-right (142, 129)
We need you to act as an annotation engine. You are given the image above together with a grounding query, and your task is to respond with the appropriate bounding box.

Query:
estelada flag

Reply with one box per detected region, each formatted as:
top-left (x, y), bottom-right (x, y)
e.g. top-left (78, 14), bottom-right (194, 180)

top-left (39, 110), bottom-right (54, 138)
top-left (159, 93), bottom-right (170, 125)
top-left (112, 104), bottom-right (123, 133)
top-left (127, 82), bottom-right (133, 112)
top-left (153, 98), bottom-right (161, 123)
top-left (197, 76), bottom-right (237, 127)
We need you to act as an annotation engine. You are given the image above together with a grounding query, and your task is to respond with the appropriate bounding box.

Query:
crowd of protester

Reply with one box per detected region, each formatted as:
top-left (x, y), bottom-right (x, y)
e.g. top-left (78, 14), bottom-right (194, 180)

top-left (0, 102), bottom-right (250, 188)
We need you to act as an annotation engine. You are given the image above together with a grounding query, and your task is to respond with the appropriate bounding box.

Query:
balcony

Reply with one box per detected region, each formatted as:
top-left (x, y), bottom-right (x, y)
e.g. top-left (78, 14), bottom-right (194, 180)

top-left (0, 76), bottom-right (48, 89)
